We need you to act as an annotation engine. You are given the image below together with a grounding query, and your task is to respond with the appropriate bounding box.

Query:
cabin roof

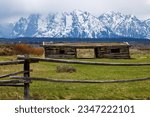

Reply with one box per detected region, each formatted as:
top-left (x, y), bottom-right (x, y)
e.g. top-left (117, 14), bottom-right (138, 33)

top-left (42, 42), bottom-right (130, 47)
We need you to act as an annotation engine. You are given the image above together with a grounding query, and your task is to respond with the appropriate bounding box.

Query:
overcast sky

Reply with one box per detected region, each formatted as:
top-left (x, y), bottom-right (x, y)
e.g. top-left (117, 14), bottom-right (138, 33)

top-left (0, 0), bottom-right (150, 24)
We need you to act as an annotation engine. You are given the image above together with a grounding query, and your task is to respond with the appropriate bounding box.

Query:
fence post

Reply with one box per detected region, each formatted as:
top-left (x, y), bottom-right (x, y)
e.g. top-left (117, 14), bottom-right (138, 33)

top-left (24, 55), bottom-right (30, 100)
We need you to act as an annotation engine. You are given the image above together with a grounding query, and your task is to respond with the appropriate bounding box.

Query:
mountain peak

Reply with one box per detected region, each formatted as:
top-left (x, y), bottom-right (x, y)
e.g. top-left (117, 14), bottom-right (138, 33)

top-left (0, 10), bottom-right (149, 39)
top-left (70, 9), bottom-right (91, 16)
top-left (102, 11), bottom-right (125, 17)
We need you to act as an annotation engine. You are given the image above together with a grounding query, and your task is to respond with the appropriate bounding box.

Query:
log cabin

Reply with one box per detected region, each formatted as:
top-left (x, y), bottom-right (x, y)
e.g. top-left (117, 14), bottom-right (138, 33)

top-left (42, 42), bottom-right (130, 59)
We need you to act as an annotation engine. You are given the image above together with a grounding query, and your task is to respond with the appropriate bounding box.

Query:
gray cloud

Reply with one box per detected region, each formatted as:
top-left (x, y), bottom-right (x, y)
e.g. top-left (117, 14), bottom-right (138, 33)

top-left (0, 0), bottom-right (150, 24)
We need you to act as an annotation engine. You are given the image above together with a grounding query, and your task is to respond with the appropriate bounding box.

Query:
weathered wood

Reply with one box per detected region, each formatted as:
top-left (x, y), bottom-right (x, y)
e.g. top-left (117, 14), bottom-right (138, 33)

top-left (0, 59), bottom-right (38, 66)
top-left (47, 55), bottom-right (75, 59)
top-left (23, 55), bottom-right (30, 100)
top-left (17, 56), bottom-right (150, 66)
top-left (0, 70), bottom-right (32, 79)
top-left (11, 76), bottom-right (150, 84)
top-left (0, 60), bottom-right (24, 66)
top-left (97, 46), bottom-right (131, 58)
top-left (43, 43), bottom-right (130, 59)
top-left (0, 80), bottom-right (30, 84)
top-left (0, 83), bottom-right (24, 87)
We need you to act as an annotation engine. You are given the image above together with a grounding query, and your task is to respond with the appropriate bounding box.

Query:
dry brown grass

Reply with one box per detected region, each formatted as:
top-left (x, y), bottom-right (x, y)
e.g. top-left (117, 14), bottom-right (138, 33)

top-left (0, 44), bottom-right (44, 56)
top-left (0, 45), bottom-right (15, 56)
top-left (14, 44), bottom-right (44, 56)
top-left (76, 48), bottom-right (95, 58)
top-left (56, 64), bottom-right (76, 73)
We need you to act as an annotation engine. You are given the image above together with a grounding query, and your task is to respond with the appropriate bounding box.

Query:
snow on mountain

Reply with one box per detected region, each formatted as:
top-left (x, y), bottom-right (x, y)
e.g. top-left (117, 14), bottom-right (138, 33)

top-left (144, 19), bottom-right (150, 39)
top-left (99, 11), bottom-right (148, 38)
top-left (145, 19), bottom-right (150, 26)
top-left (12, 17), bottom-right (28, 37)
top-left (11, 10), bottom-right (116, 38)
top-left (1, 10), bottom-right (150, 39)
top-left (12, 15), bottom-right (40, 37)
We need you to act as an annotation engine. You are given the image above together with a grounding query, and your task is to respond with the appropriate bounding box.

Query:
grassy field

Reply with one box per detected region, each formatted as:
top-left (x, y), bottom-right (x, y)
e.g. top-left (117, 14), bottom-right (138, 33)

top-left (0, 49), bottom-right (150, 100)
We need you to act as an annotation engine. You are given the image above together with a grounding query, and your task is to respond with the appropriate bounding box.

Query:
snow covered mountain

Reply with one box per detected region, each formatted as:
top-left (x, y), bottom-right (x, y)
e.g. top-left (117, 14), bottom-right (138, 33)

top-left (0, 10), bottom-right (150, 39)
top-left (144, 19), bottom-right (150, 39)
top-left (11, 10), bottom-right (116, 38)
top-left (99, 11), bottom-right (149, 38)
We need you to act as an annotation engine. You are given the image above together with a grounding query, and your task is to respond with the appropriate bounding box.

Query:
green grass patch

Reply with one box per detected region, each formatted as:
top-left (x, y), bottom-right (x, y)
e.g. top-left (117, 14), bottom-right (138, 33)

top-left (0, 49), bottom-right (150, 100)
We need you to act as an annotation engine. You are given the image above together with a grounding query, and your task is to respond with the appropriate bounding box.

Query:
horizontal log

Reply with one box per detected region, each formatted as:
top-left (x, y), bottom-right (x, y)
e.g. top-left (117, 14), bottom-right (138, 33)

top-left (101, 54), bottom-right (130, 56)
top-left (11, 76), bottom-right (150, 84)
top-left (47, 55), bottom-right (75, 59)
top-left (0, 83), bottom-right (24, 87)
top-left (0, 60), bottom-right (24, 66)
top-left (0, 58), bottom-right (39, 66)
top-left (0, 80), bottom-right (31, 84)
top-left (17, 56), bottom-right (150, 66)
top-left (0, 70), bottom-right (33, 79)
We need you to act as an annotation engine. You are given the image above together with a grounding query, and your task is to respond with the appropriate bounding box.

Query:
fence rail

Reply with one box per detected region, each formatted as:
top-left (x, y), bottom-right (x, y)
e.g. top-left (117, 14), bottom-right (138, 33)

top-left (0, 70), bottom-right (32, 79)
top-left (17, 55), bottom-right (150, 66)
top-left (0, 60), bottom-right (25, 65)
top-left (0, 84), bottom-right (24, 87)
top-left (0, 56), bottom-right (35, 99)
top-left (0, 55), bottom-right (150, 100)
top-left (11, 76), bottom-right (150, 84)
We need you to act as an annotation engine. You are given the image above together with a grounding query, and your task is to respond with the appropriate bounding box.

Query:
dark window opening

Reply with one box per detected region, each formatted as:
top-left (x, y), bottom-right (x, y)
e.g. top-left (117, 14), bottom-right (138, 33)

top-left (59, 50), bottom-right (65, 54)
top-left (111, 48), bottom-right (120, 53)
top-left (95, 48), bottom-right (99, 58)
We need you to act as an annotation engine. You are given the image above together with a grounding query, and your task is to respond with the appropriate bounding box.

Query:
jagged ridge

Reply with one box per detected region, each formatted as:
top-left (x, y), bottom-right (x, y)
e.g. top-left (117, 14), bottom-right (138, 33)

top-left (0, 10), bottom-right (150, 39)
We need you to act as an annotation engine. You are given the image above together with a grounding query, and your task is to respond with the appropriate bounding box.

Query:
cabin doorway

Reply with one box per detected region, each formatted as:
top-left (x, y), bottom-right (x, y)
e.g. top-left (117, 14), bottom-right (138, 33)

top-left (76, 48), bottom-right (95, 58)
top-left (95, 48), bottom-right (99, 58)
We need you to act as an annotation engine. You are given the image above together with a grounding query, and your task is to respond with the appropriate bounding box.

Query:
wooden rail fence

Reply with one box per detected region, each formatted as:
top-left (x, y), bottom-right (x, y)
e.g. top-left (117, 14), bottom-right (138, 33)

top-left (0, 55), bottom-right (150, 100)
top-left (0, 56), bottom-right (36, 100)
top-left (17, 55), bottom-right (150, 66)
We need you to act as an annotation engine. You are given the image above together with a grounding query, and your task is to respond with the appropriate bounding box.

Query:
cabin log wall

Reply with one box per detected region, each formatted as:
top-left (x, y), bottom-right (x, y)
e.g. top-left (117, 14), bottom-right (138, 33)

top-left (45, 47), bottom-right (76, 58)
top-left (97, 46), bottom-right (130, 59)
top-left (43, 44), bottom-right (130, 59)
